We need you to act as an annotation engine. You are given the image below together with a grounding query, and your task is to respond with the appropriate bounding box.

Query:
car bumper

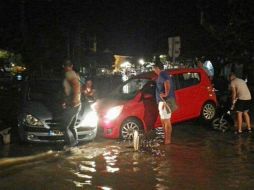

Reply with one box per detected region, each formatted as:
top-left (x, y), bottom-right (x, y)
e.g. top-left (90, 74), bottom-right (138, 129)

top-left (18, 124), bottom-right (97, 143)
top-left (99, 118), bottom-right (122, 139)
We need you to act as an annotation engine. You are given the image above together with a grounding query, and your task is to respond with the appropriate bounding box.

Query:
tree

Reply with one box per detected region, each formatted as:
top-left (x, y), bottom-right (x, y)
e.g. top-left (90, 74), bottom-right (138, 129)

top-left (198, 0), bottom-right (253, 64)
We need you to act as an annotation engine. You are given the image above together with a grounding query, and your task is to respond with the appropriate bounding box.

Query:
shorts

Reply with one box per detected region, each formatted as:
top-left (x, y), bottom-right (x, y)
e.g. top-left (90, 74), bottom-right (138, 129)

top-left (158, 102), bottom-right (171, 120)
top-left (235, 99), bottom-right (251, 112)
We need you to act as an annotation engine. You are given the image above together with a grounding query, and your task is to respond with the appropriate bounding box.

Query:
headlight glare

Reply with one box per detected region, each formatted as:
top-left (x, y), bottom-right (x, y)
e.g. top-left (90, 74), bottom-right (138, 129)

top-left (105, 105), bottom-right (123, 121)
top-left (79, 111), bottom-right (98, 127)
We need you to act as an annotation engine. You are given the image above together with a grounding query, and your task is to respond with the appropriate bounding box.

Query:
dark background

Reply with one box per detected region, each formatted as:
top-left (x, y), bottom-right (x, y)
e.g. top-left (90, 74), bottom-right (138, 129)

top-left (0, 0), bottom-right (253, 71)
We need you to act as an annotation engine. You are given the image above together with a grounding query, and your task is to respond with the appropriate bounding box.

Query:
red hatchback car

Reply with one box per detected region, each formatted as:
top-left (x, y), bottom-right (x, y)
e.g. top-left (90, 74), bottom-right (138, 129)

top-left (94, 68), bottom-right (217, 139)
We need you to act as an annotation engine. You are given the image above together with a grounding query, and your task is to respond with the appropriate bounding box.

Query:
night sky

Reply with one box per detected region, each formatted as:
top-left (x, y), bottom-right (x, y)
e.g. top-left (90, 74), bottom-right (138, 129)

top-left (0, 0), bottom-right (244, 63)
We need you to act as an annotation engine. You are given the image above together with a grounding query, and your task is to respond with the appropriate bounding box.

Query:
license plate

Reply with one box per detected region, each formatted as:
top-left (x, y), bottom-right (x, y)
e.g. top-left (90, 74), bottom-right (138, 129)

top-left (48, 130), bottom-right (64, 136)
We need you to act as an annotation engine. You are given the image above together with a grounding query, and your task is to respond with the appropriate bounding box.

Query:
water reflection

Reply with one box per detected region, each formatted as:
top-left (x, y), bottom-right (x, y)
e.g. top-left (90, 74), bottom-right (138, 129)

top-left (103, 146), bottom-right (120, 173)
top-left (64, 146), bottom-right (102, 188)
top-left (74, 172), bottom-right (92, 179)
top-left (79, 164), bottom-right (96, 172)
top-left (2, 124), bottom-right (254, 189)
top-left (73, 180), bottom-right (92, 187)
top-left (97, 186), bottom-right (112, 190)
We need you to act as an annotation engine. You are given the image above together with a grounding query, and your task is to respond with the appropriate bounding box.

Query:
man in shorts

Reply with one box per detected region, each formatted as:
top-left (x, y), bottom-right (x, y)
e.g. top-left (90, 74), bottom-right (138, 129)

top-left (153, 60), bottom-right (176, 144)
top-left (229, 72), bottom-right (252, 134)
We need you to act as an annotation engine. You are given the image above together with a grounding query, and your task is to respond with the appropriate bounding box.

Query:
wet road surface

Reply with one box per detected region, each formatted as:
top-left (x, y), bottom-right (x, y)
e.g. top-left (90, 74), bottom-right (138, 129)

top-left (1, 122), bottom-right (254, 190)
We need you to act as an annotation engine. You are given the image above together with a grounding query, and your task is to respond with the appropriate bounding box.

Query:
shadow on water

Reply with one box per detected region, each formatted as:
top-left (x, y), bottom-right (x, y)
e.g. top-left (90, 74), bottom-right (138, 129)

top-left (1, 123), bottom-right (254, 189)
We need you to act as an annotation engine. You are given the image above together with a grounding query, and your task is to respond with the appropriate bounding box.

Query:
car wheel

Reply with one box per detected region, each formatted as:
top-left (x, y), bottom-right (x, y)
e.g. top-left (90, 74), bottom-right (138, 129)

top-left (212, 118), bottom-right (230, 132)
top-left (120, 118), bottom-right (143, 140)
top-left (201, 102), bottom-right (216, 122)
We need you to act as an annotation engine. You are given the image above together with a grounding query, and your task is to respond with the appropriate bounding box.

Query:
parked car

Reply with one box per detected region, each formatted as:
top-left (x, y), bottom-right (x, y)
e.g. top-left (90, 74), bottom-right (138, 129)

top-left (17, 79), bottom-right (98, 143)
top-left (94, 68), bottom-right (217, 139)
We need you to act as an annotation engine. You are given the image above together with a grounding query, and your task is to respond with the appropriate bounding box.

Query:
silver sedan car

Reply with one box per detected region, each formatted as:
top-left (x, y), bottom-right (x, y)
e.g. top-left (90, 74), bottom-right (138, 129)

top-left (17, 79), bottom-right (98, 143)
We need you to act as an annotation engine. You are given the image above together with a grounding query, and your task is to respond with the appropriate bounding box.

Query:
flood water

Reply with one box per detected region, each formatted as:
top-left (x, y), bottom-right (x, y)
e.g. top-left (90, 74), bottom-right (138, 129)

top-left (1, 122), bottom-right (254, 190)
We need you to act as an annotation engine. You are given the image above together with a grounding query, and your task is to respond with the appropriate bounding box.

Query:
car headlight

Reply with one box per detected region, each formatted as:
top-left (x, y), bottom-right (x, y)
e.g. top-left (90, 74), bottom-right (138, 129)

top-left (105, 105), bottom-right (123, 121)
top-left (24, 114), bottom-right (44, 127)
top-left (79, 111), bottom-right (98, 127)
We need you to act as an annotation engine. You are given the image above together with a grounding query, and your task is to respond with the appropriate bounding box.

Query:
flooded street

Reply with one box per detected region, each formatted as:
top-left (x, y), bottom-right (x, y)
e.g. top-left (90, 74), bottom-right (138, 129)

top-left (1, 122), bottom-right (254, 190)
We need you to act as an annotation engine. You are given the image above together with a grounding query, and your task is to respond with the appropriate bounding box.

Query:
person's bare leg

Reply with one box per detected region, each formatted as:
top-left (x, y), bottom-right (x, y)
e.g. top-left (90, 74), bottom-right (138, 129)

top-left (237, 112), bottom-right (243, 133)
top-left (167, 119), bottom-right (172, 144)
top-left (243, 112), bottom-right (251, 131)
top-left (163, 119), bottom-right (172, 144)
top-left (162, 120), bottom-right (168, 144)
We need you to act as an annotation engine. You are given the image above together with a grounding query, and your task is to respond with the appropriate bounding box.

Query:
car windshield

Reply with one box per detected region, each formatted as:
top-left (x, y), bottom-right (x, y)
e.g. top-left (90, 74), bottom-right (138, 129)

top-left (27, 80), bottom-right (63, 102)
top-left (109, 78), bottom-right (150, 100)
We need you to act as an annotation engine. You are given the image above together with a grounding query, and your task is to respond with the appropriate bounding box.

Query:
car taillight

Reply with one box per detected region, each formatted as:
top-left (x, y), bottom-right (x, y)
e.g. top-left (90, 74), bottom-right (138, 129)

top-left (206, 86), bottom-right (212, 91)
top-left (207, 85), bottom-right (216, 91)
top-left (206, 85), bottom-right (213, 96)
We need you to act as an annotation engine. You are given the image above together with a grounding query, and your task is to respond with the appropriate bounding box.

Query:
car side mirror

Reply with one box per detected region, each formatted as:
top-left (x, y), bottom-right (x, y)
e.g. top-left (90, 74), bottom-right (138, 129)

top-left (143, 93), bottom-right (153, 99)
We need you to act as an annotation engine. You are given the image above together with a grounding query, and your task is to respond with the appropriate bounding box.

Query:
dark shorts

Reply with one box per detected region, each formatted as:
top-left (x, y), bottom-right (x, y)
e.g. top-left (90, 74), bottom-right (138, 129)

top-left (235, 99), bottom-right (251, 112)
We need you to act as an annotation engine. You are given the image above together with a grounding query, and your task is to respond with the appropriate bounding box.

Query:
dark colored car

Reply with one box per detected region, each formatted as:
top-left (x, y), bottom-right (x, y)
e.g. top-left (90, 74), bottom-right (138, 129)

top-left (17, 79), bottom-right (98, 143)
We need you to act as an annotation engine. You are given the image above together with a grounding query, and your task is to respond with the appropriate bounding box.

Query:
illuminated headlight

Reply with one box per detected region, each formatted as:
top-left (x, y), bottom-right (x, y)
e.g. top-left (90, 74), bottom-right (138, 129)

top-left (24, 114), bottom-right (44, 127)
top-left (105, 105), bottom-right (123, 121)
top-left (79, 111), bottom-right (98, 127)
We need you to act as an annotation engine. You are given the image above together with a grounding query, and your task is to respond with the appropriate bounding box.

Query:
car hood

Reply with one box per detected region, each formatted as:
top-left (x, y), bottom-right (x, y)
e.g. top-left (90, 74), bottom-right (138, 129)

top-left (21, 101), bottom-right (62, 121)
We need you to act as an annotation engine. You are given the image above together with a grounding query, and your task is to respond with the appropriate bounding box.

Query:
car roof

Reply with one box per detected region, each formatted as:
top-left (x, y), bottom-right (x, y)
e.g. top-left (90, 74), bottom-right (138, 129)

top-left (132, 68), bottom-right (205, 80)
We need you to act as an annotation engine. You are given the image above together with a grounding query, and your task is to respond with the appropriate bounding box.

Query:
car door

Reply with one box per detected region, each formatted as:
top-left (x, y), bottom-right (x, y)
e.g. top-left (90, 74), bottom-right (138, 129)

top-left (173, 72), bottom-right (202, 122)
top-left (141, 81), bottom-right (160, 131)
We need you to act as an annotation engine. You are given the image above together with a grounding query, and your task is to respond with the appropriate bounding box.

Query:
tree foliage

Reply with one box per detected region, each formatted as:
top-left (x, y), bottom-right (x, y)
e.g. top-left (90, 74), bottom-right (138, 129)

top-left (199, 0), bottom-right (253, 64)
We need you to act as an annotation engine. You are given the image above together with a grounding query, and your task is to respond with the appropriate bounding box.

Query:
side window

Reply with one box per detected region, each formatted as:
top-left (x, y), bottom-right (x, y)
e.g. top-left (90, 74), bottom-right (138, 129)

top-left (142, 81), bottom-right (156, 96)
top-left (171, 75), bottom-right (178, 90)
top-left (178, 72), bottom-right (201, 89)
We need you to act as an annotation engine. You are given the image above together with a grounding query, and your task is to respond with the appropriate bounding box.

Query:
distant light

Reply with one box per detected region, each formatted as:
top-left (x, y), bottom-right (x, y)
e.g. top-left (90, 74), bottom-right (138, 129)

top-left (10, 63), bottom-right (15, 67)
top-left (102, 69), bottom-right (105, 73)
top-left (120, 61), bottom-right (131, 68)
top-left (16, 74), bottom-right (22, 81)
top-left (139, 59), bottom-right (145, 65)
top-left (122, 75), bottom-right (128, 81)
top-left (159, 55), bottom-right (166, 58)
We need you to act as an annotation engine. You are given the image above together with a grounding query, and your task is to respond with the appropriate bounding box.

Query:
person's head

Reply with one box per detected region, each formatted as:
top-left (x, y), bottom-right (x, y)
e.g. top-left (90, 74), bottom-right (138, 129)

top-left (62, 59), bottom-right (73, 71)
top-left (229, 72), bottom-right (236, 81)
top-left (86, 79), bottom-right (93, 87)
top-left (153, 61), bottom-right (164, 75)
top-left (197, 60), bottom-right (203, 68)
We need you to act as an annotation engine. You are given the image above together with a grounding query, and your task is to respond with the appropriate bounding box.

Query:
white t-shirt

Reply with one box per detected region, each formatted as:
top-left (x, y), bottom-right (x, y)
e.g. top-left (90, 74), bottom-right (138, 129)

top-left (230, 78), bottom-right (251, 100)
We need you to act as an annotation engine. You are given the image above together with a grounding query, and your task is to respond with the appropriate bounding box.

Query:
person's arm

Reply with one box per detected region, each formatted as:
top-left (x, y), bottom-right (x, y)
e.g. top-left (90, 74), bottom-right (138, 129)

top-left (160, 80), bottom-right (170, 98)
top-left (62, 80), bottom-right (68, 109)
top-left (231, 85), bottom-right (237, 103)
top-left (90, 88), bottom-right (96, 96)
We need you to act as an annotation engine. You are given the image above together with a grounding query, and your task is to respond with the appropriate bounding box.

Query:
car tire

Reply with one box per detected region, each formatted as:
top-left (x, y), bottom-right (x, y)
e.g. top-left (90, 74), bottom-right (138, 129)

top-left (200, 102), bottom-right (216, 123)
top-left (120, 118), bottom-right (143, 140)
